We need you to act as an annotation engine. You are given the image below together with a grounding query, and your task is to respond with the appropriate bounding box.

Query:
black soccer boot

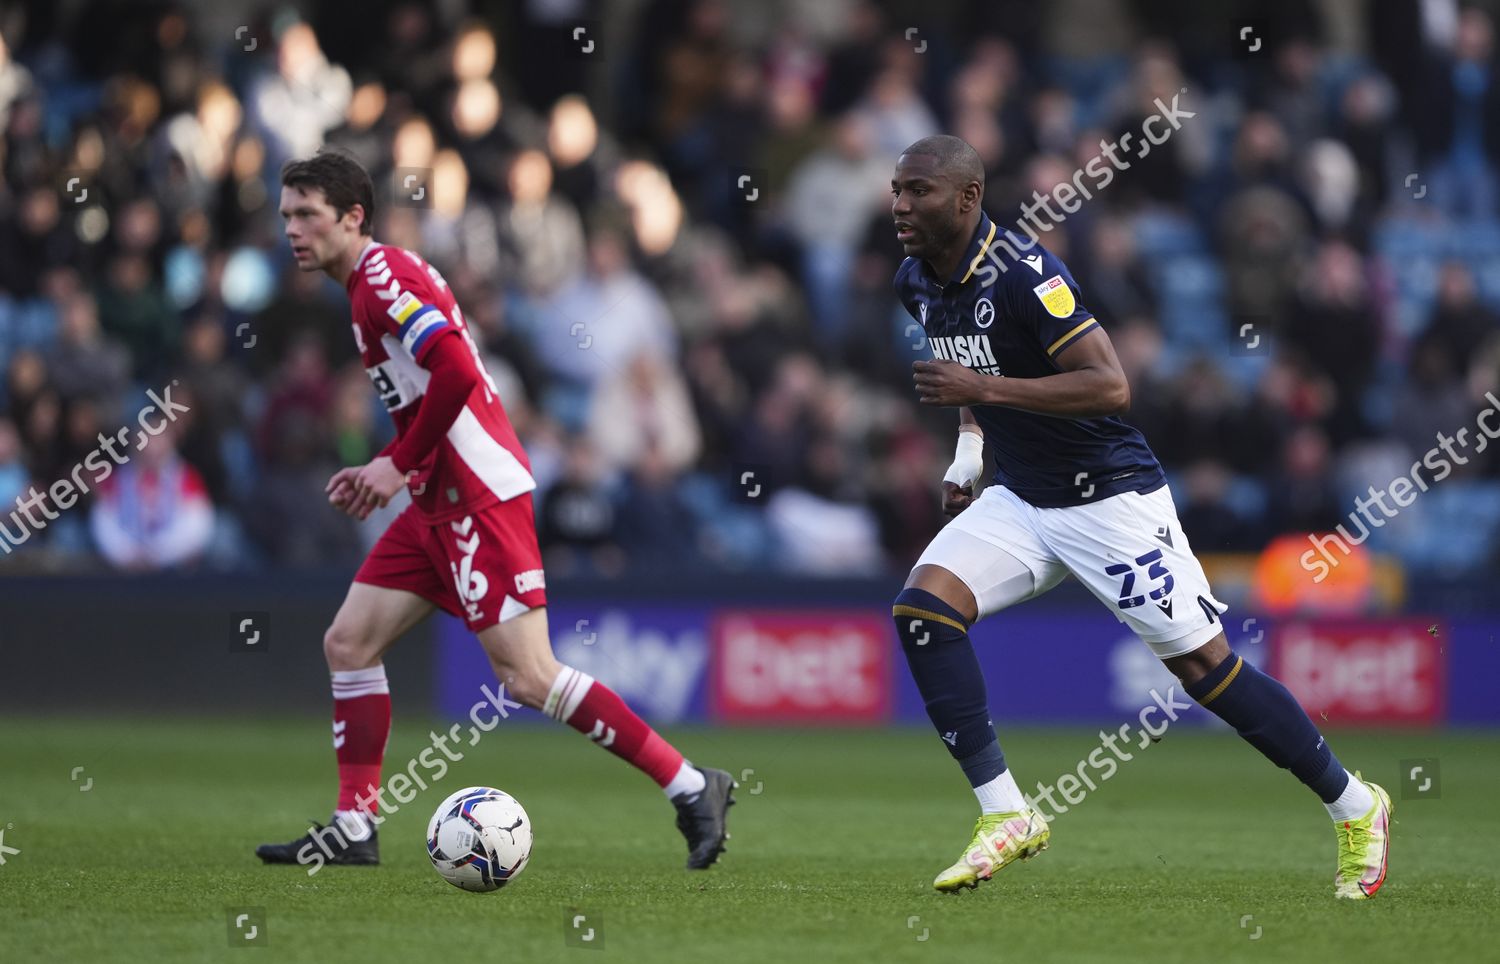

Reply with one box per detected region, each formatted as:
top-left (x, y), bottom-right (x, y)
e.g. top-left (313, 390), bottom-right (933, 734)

top-left (256, 815), bottom-right (380, 866)
top-left (670, 766), bottom-right (736, 870)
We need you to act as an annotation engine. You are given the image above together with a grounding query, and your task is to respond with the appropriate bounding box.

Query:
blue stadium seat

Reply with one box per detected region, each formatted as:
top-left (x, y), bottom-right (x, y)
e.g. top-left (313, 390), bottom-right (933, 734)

top-left (0, 297), bottom-right (14, 392)
top-left (1390, 256), bottom-right (1440, 300)
top-left (46, 514), bottom-right (94, 558)
top-left (1164, 309), bottom-right (1230, 354)
top-left (1374, 217), bottom-right (1444, 258)
top-left (1374, 481), bottom-right (1500, 575)
top-left (218, 431), bottom-right (259, 507)
top-left (1360, 361), bottom-right (1409, 432)
top-left (1226, 473), bottom-right (1270, 521)
top-left (1451, 221), bottom-right (1500, 258)
top-left (1218, 350), bottom-right (1272, 392)
top-left (541, 383), bottom-right (594, 435)
top-left (1151, 254), bottom-right (1223, 300)
top-left (1132, 212), bottom-right (1206, 259)
top-left (1473, 257), bottom-right (1500, 308)
top-left (1042, 55), bottom-right (1131, 128)
top-left (679, 471), bottom-right (773, 568)
top-left (205, 511), bottom-right (262, 571)
top-left (13, 299), bottom-right (59, 350)
top-left (1390, 295), bottom-right (1434, 339)
top-left (1150, 253), bottom-right (1230, 355)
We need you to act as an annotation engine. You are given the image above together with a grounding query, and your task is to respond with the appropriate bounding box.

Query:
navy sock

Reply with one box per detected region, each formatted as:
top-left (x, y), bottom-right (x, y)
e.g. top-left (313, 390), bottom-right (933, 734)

top-left (893, 588), bottom-right (1006, 787)
top-left (1186, 651), bottom-right (1349, 803)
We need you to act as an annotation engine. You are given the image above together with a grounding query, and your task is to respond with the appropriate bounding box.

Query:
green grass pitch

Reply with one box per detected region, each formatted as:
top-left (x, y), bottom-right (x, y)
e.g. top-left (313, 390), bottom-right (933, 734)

top-left (1, 718), bottom-right (1495, 963)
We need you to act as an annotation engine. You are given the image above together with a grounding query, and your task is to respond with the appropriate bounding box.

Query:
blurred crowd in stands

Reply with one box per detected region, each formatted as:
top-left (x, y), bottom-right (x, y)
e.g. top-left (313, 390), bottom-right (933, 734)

top-left (2, 0), bottom-right (1500, 580)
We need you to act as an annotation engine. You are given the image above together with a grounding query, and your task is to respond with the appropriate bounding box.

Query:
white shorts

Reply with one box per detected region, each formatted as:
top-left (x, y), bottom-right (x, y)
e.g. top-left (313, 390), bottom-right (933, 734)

top-left (913, 483), bottom-right (1228, 658)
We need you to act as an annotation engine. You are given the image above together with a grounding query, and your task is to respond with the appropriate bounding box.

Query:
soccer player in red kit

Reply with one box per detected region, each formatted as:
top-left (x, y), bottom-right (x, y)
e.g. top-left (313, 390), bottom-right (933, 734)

top-left (255, 149), bottom-right (734, 871)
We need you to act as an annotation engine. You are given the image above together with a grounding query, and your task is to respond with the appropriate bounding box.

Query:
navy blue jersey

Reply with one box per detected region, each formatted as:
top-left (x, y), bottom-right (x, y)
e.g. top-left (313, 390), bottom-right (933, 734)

top-left (893, 213), bottom-right (1165, 507)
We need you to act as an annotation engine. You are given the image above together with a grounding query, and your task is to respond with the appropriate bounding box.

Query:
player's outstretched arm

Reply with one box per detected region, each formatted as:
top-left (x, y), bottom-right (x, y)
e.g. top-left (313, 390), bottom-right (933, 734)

top-left (913, 327), bottom-right (1129, 417)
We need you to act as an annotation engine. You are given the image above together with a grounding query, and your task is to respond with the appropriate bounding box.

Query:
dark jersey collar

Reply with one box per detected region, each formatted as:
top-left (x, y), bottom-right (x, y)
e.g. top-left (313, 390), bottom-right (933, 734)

top-left (920, 212), bottom-right (998, 288)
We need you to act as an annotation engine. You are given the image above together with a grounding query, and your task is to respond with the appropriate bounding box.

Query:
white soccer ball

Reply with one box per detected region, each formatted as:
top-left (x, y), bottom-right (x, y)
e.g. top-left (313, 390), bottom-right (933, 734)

top-left (426, 786), bottom-right (533, 892)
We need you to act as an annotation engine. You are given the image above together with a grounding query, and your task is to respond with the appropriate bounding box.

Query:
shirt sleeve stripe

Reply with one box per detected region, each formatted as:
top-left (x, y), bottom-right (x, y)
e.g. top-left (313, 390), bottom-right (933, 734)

top-left (1046, 318), bottom-right (1099, 356)
top-left (398, 306), bottom-right (444, 337)
top-left (400, 307), bottom-right (449, 354)
top-left (407, 321), bottom-right (448, 356)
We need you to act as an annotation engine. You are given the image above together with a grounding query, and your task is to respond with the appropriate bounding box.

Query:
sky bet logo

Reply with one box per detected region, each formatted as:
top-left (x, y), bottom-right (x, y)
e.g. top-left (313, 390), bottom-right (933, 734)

top-left (927, 334), bottom-right (1000, 376)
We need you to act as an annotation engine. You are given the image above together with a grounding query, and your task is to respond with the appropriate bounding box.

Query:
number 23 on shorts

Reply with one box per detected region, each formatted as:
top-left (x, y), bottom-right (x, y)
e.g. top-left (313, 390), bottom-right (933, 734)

top-left (1104, 548), bottom-right (1174, 611)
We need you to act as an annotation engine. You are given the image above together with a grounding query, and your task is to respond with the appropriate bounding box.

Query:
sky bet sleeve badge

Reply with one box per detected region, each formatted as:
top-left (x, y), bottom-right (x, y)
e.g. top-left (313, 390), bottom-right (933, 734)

top-left (1033, 275), bottom-right (1076, 318)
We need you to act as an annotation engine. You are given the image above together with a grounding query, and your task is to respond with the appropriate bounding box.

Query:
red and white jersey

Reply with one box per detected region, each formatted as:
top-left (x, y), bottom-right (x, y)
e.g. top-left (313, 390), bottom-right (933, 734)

top-left (346, 241), bottom-right (535, 521)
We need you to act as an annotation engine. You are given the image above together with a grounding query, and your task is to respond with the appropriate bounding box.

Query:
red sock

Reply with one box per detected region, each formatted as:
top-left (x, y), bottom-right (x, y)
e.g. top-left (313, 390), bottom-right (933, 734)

top-left (332, 666), bottom-right (391, 813)
top-left (543, 666), bottom-right (684, 787)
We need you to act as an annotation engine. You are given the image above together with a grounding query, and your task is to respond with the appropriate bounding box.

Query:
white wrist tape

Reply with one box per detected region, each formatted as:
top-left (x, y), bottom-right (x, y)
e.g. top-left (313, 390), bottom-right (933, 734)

top-left (943, 431), bottom-right (985, 488)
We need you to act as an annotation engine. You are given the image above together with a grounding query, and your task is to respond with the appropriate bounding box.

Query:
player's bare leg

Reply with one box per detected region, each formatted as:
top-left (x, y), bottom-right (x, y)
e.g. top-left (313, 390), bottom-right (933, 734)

top-left (472, 608), bottom-right (563, 708)
top-left (1158, 630), bottom-right (1230, 686)
top-left (323, 581), bottom-right (434, 672)
top-left (897, 564), bottom-right (1050, 891)
top-left (256, 583), bottom-right (433, 867)
top-left (478, 608), bottom-right (735, 869)
top-left (1163, 630), bottom-right (1392, 899)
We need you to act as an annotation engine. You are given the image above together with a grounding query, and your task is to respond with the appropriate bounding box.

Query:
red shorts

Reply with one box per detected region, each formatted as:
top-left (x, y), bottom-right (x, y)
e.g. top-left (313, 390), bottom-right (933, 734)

top-left (354, 495), bottom-right (547, 631)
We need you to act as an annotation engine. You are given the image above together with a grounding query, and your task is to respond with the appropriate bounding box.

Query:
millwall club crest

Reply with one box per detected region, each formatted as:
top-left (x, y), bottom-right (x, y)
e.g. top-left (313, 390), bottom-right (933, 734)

top-left (974, 297), bottom-right (995, 328)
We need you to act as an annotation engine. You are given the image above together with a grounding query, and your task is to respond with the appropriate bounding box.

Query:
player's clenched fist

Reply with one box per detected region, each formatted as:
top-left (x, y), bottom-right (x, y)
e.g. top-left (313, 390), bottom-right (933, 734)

top-left (914, 359), bottom-right (988, 406)
top-left (326, 465), bottom-right (373, 519)
top-left (353, 456), bottom-right (408, 513)
top-left (942, 481), bottom-right (975, 516)
top-left (941, 427), bottom-right (984, 516)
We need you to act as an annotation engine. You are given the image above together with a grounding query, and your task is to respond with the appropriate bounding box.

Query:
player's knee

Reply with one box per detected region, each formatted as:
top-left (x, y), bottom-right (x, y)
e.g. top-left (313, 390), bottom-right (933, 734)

top-left (892, 587), bottom-right (971, 651)
top-left (903, 565), bottom-right (979, 623)
top-left (1161, 633), bottom-right (1232, 686)
top-left (487, 659), bottom-right (557, 709)
top-left (477, 611), bottom-right (561, 708)
top-left (323, 621), bottom-right (380, 671)
top-left (497, 673), bottom-right (545, 709)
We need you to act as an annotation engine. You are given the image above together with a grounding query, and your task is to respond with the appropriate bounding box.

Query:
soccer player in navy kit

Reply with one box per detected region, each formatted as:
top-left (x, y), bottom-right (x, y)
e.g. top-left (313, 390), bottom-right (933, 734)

top-left (888, 136), bottom-right (1392, 898)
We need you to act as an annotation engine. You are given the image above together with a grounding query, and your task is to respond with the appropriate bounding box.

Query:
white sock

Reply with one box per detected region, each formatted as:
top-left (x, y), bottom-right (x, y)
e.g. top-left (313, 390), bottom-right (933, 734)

top-left (331, 665), bottom-right (389, 699)
top-left (974, 768), bottom-right (1029, 814)
top-left (542, 665), bottom-right (593, 723)
top-left (332, 809), bottom-right (374, 840)
top-left (1324, 771), bottom-right (1376, 822)
top-left (663, 761), bottom-right (706, 800)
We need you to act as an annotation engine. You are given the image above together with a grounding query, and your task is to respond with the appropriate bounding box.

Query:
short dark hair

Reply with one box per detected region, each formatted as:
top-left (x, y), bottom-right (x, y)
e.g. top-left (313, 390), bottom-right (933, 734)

top-left (899, 135), bottom-right (986, 192)
top-left (280, 148), bottom-right (374, 235)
